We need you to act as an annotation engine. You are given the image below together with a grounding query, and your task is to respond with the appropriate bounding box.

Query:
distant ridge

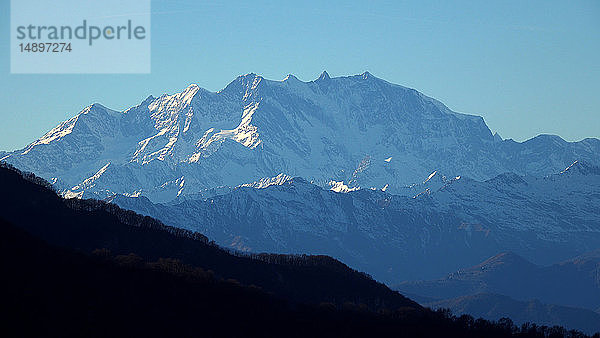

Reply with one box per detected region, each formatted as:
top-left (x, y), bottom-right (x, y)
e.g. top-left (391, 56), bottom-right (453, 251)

top-left (396, 250), bottom-right (600, 313)
top-left (425, 293), bottom-right (600, 335)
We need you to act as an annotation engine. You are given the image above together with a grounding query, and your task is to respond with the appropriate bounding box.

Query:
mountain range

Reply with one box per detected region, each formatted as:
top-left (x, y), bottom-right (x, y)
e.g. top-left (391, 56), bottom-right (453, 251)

top-left (2, 72), bottom-right (599, 202)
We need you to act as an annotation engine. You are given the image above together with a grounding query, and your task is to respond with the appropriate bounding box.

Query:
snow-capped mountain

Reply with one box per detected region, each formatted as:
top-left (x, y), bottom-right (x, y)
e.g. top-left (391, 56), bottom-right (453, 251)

top-left (2, 72), bottom-right (599, 202)
top-left (111, 161), bottom-right (600, 284)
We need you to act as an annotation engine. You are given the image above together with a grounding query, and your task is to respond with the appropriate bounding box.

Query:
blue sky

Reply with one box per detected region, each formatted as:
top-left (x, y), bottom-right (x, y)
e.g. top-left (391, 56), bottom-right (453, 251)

top-left (0, 0), bottom-right (598, 151)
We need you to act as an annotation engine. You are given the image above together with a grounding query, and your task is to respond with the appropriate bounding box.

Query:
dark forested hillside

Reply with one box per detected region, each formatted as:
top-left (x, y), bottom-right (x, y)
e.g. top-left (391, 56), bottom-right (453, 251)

top-left (0, 162), bottom-right (595, 337)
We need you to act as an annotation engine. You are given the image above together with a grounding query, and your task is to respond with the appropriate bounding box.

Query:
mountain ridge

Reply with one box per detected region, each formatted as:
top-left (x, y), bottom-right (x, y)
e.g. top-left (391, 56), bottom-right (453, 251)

top-left (424, 293), bottom-right (600, 335)
top-left (396, 250), bottom-right (600, 311)
top-left (3, 72), bottom-right (598, 202)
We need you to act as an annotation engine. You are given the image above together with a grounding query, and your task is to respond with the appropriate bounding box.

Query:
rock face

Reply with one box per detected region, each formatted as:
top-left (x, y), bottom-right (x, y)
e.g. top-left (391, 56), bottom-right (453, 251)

top-left (3, 72), bottom-right (599, 202)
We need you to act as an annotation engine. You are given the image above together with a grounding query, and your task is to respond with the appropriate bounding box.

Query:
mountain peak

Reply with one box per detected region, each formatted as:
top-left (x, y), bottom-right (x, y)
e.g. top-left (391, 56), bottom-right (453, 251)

top-left (230, 73), bottom-right (265, 86)
top-left (239, 72), bottom-right (262, 80)
top-left (316, 70), bottom-right (330, 81)
top-left (283, 74), bottom-right (300, 82)
top-left (526, 134), bottom-right (567, 146)
top-left (87, 102), bottom-right (107, 111)
top-left (81, 103), bottom-right (120, 118)
top-left (220, 73), bottom-right (265, 95)
top-left (184, 83), bottom-right (200, 91)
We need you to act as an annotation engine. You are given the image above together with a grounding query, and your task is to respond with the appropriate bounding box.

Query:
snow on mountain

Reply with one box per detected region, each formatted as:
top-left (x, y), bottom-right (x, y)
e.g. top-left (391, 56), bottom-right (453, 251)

top-left (328, 180), bottom-right (360, 192)
top-left (3, 72), bottom-right (599, 202)
top-left (427, 160), bottom-right (600, 241)
top-left (110, 162), bottom-right (600, 284)
top-left (237, 173), bottom-right (294, 189)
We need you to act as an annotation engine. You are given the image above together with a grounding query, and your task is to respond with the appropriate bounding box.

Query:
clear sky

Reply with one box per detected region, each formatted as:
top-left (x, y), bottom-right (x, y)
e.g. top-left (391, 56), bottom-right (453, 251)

top-left (0, 0), bottom-right (598, 151)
